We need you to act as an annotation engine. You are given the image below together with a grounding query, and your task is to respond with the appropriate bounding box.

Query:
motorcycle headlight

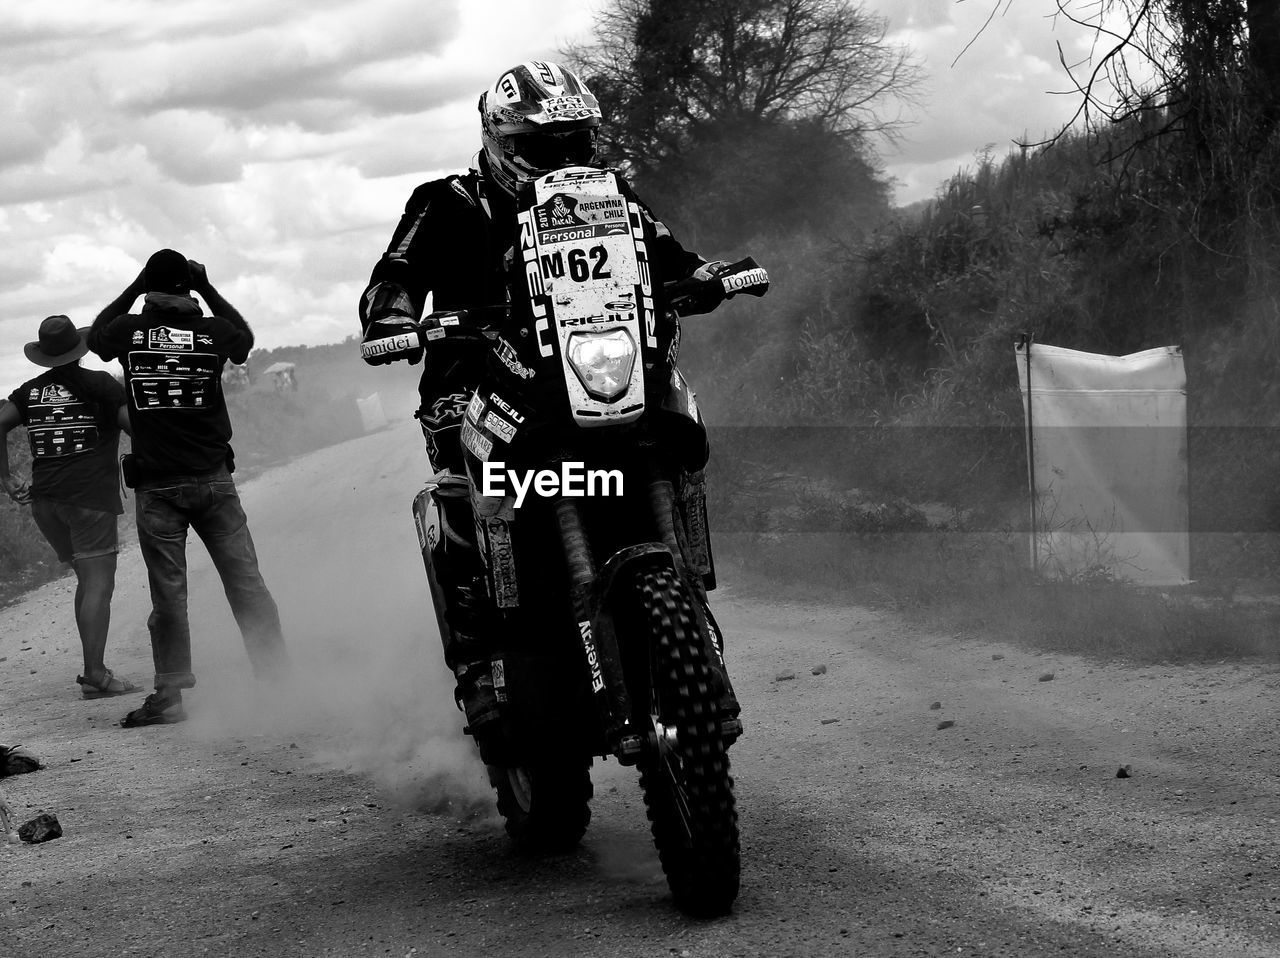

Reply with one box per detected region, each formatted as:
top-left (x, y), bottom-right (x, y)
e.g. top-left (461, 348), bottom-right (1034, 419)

top-left (567, 329), bottom-right (637, 401)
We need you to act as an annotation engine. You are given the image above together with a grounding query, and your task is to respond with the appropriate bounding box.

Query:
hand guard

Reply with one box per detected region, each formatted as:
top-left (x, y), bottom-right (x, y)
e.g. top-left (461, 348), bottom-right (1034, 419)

top-left (361, 318), bottom-right (423, 366)
top-left (679, 262), bottom-right (731, 314)
top-left (719, 261), bottom-right (770, 298)
top-left (692, 260), bottom-right (731, 282)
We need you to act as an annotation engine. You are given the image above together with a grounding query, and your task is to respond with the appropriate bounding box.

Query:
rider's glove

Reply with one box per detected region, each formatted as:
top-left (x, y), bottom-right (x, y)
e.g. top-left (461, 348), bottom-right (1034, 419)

top-left (361, 317), bottom-right (423, 366)
top-left (677, 261), bottom-right (731, 314)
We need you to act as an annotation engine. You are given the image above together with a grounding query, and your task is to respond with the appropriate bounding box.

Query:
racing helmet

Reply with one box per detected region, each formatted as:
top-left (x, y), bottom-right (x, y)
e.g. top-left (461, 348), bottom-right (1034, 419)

top-left (479, 60), bottom-right (602, 197)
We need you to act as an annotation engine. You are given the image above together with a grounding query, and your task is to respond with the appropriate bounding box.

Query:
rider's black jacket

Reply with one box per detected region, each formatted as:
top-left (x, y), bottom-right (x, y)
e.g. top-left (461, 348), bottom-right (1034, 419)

top-left (359, 157), bottom-right (707, 405)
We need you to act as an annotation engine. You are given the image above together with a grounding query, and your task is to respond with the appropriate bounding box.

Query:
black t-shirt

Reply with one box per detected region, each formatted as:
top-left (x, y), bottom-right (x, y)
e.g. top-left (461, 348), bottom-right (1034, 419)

top-left (7, 365), bottom-right (126, 515)
top-left (87, 292), bottom-right (252, 479)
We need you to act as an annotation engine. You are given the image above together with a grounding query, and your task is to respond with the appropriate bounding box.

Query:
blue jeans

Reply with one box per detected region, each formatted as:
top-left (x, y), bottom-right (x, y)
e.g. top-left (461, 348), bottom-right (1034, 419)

top-left (135, 469), bottom-right (286, 692)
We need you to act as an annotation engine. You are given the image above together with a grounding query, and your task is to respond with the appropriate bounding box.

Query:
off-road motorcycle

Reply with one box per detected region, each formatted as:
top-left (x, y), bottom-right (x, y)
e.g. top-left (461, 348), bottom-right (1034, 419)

top-left (362, 166), bottom-right (768, 916)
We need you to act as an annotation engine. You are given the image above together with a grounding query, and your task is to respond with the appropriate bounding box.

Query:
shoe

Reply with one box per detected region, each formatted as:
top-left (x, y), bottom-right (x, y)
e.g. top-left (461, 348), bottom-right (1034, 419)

top-left (77, 668), bottom-right (140, 699)
top-left (0, 744), bottom-right (42, 777)
top-left (120, 691), bottom-right (186, 728)
top-left (454, 663), bottom-right (501, 732)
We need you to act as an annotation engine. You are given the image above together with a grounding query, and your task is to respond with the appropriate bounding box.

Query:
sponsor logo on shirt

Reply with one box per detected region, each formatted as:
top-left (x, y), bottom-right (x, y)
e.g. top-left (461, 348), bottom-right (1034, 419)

top-left (39, 384), bottom-right (75, 405)
top-left (148, 327), bottom-right (194, 351)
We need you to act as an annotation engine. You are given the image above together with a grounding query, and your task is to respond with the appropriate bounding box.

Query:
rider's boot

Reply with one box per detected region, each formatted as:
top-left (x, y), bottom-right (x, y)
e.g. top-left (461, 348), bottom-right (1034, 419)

top-left (419, 470), bottom-right (504, 732)
top-left (442, 567), bottom-right (503, 732)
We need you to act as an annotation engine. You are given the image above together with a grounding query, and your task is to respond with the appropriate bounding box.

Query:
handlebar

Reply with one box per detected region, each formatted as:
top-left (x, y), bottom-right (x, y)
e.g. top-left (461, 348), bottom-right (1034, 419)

top-left (665, 256), bottom-right (770, 316)
top-left (363, 256), bottom-right (769, 364)
top-left (360, 306), bottom-right (508, 363)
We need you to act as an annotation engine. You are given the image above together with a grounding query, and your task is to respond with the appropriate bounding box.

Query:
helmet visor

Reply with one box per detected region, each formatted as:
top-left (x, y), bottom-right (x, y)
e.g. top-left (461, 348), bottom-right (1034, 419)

top-left (513, 128), bottom-right (598, 172)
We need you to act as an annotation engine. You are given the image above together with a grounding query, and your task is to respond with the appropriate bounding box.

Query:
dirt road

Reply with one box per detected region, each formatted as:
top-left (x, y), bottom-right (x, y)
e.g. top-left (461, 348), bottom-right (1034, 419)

top-left (2, 421), bottom-right (1278, 957)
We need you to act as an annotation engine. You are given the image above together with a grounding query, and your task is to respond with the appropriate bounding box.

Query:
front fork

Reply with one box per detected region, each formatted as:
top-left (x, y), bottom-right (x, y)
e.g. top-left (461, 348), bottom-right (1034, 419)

top-left (556, 468), bottom-right (740, 764)
top-left (554, 495), bottom-right (634, 755)
top-left (649, 474), bottom-right (741, 734)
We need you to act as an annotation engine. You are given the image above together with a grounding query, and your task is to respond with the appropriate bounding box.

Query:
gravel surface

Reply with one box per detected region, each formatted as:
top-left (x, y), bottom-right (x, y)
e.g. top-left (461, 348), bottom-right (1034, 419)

top-left (2, 422), bottom-right (1278, 957)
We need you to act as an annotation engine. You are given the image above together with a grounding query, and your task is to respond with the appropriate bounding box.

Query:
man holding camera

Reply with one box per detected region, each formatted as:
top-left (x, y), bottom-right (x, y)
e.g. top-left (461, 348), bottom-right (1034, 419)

top-left (88, 250), bottom-right (288, 727)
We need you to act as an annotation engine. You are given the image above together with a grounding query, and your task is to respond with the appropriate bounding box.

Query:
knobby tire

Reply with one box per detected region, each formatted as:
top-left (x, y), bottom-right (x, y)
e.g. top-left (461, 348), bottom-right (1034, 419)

top-left (635, 567), bottom-right (740, 916)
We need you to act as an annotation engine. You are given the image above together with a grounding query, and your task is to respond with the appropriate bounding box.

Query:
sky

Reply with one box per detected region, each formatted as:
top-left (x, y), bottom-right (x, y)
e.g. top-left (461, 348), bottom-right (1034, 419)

top-left (0, 0), bottom-right (1103, 390)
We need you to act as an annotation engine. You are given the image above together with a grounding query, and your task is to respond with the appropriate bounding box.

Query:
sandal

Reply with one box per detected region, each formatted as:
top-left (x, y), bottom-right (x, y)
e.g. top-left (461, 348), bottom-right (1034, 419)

top-left (77, 668), bottom-right (140, 699)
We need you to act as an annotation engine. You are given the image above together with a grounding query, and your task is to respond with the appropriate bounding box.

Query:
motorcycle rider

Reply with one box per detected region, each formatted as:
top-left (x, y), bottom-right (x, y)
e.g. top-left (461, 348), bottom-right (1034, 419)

top-left (359, 60), bottom-right (725, 730)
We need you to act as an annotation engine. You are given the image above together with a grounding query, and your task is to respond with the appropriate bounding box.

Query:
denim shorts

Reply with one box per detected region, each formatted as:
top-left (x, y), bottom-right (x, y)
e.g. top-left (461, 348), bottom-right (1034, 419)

top-left (30, 498), bottom-right (119, 564)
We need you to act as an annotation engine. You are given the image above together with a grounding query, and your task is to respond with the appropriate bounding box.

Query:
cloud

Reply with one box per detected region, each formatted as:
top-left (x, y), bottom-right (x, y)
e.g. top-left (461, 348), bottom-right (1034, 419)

top-left (0, 0), bottom-right (601, 391)
top-left (133, 111), bottom-right (249, 185)
top-left (0, 110), bottom-right (46, 170)
top-left (877, 0), bottom-right (1088, 202)
top-left (107, 1), bottom-right (462, 117)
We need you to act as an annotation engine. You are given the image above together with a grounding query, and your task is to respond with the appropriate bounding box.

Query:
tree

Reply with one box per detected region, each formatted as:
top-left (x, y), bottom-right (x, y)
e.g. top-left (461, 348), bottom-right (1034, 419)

top-left (968, 3), bottom-right (1280, 355)
top-left (1014, 2), bottom-right (1279, 140)
top-left (941, 2), bottom-right (1280, 424)
top-left (563, 0), bottom-right (918, 245)
top-left (996, 2), bottom-right (1280, 227)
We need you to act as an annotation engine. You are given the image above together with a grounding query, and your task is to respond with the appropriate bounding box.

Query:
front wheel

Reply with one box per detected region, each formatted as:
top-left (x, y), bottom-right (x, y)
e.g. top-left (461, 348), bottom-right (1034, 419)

top-left (635, 567), bottom-right (740, 916)
top-left (487, 757), bottom-right (592, 854)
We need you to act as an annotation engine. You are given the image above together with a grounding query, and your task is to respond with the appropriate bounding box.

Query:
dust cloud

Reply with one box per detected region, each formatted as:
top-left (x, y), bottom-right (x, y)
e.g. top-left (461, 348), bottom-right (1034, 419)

top-left (170, 425), bottom-right (496, 822)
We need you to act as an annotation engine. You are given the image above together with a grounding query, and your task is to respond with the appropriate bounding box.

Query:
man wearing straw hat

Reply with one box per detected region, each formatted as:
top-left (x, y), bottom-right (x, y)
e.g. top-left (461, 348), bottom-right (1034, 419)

top-left (0, 315), bottom-right (139, 699)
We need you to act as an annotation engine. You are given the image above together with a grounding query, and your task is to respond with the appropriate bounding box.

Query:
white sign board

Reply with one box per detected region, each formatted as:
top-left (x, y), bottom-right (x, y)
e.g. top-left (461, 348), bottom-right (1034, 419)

top-left (1016, 342), bottom-right (1189, 586)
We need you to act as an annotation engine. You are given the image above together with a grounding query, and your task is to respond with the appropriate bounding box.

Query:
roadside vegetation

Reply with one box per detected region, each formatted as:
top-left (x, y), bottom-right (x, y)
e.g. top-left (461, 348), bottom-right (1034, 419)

top-left (570, 0), bottom-right (1280, 662)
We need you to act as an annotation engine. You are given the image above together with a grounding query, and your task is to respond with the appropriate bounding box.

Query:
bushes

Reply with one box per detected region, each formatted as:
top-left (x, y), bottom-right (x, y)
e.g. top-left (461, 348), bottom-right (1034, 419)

top-left (686, 108), bottom-right (1280, 602)
top-left (743, 117), bottom-right (1280, 563)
